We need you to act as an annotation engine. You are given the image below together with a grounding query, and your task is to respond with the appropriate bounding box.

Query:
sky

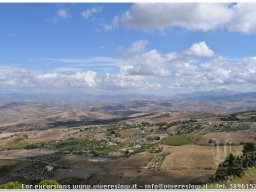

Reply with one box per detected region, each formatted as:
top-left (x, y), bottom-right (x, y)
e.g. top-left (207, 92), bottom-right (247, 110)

top-left (1, 3), bottom-right (256, 96)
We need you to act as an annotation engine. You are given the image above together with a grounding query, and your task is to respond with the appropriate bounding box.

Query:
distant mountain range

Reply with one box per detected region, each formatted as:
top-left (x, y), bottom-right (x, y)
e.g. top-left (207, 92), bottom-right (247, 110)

top-left (177, 91), bottom-right (256, 101)
top-left (1, 91), bottom-right (256, 103)
top-left (1, 90), bottom-right (256, 133)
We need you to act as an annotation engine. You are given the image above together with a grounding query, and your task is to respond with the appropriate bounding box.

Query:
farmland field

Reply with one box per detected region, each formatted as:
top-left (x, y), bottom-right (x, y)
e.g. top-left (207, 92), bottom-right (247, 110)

top-left (1, 99), bottom-right (256, 188)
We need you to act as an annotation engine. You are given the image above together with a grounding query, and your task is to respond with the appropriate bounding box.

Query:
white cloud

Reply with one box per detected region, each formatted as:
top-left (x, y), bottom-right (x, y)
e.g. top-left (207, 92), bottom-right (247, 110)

top-left (185, 41), bottom-right (214, 57)
top-left (115, 3), bottom-right (233, 31)
top-left (40, 57), bottom-right (122, 67)
top-left (36, 71), bottom-right (98, 88)
top-left (81, 7), bottom-right (102, 19)
top-left (44, 9), bottom-right (71, 23)
top-left (70, 71), bottom-right (97, 87)
top-left (2, 53), bottom-right (256, 95)
top-left (127, 40), bottom-right (148, 54)
top-left (112, 3), bottom-right (256, 34)
top-left (228, 4), bottom-right (256, 34)
top-left (57, 9), bottom-right (70, 19)
top-left (103, 16), bottom-right (120, 31)
top-left (167, 55), bottom-right (256, 93)
top-left (121, 41), bottom-right (170, 77)
top-left (39, 41), bottom-right (170, 78)
top-left (2, 39), bottom-right (256, 95)
top-left (123, 49), bottom-right (170, 77)
top-left (100, 73), bottom-right (161, 91)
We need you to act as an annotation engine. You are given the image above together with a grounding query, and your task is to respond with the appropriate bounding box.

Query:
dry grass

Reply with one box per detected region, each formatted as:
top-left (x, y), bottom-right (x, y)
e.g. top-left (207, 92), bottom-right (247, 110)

top-left (0, 149), bottom-right (54, 159)
top-left (200, 131), bottom-right (255, 145)
top-left (119, 128), bottom-right (139, 138)
top-left (161, 145), bottom-right (242, 179)
top-left (105, 152), bottom-right (154, 168)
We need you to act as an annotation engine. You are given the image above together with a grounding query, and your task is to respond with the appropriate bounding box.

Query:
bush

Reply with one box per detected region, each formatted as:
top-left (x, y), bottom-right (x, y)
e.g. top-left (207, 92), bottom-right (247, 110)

top-left (39, 180), bottom-right (60, 185)
top-left (0, 181), bottom-right (22, 189)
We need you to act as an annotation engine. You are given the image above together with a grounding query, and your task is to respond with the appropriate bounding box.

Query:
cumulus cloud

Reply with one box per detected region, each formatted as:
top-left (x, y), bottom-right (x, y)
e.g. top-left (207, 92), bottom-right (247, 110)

top-left (201, 56), bottom-right (256, 86)
top-left (122, 49), bottom-right (170, 77)
top-left (0, 65), bottom-right (98, 92)
top-left (2, 40), bottom-right (256, 95)
top-left (99, 73), bottom-right (161, 91)
top-left (0, 66), bottom-right (35, 88)
top-left (185, 41), bottom-right (214, 57)
top-left (111, 3), bottom-right (256, 34)
top-left (81, 7), bottom-right (102, 19)
top-left (70, 71), bottom-right (97, 87)
top-left (1, 53), bottom-right (256, 95)
top-left (114, 3), bottom-right (233, 31)
top-left (120, 41), bottom-right (170, 77)
top-left (228, 4), bottom-right (256, 34)
top-left (36, 71), bottom-right (98, 88)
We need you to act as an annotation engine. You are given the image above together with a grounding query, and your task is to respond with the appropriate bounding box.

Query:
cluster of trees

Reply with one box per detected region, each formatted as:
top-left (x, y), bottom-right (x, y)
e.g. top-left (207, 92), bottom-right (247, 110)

top-left (157, 119), bottom-right (198, 131)
top-left (146, 135), bottom-right (160, 141)
top-left (220, 113), bottom-right (256, 122)
top-left (215, 142), bottom-right (256, 181)
top-left (105, 129), bottom-right (120, 137)
top-left (220, 114), bottom-right (239, 121)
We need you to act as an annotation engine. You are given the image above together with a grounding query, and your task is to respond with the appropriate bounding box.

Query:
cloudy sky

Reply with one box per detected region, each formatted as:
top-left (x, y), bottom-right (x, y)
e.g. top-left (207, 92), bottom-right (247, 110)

top-left (1, 3), bottom-right (256, 96)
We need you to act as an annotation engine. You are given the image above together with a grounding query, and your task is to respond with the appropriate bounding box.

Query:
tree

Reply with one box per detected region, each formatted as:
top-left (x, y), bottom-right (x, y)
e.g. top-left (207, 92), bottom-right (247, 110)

top-left (242, 142), bottom-right (256, 168)
top-left (215, 153), bottom-right (243, 181)
top-left (242, 142), bottom-right (256, 155)
top-left (214, 143), bottom-right (256, 182)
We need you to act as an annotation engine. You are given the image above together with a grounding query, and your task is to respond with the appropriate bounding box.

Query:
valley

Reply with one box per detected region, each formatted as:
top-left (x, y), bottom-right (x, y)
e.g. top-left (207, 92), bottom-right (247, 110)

top-left (1, 96), bottom-right (256, 188)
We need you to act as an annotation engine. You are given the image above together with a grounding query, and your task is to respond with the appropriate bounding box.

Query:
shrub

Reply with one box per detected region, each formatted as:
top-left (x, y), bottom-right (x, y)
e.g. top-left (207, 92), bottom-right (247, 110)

top-left (39, 180), bottom-right (60, 185)
top-left (0, 181), bottom-right (22, 189)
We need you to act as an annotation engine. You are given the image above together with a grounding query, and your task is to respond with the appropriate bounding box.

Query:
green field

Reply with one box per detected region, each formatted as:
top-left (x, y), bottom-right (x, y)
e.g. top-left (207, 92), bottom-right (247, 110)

top-left (159, 135), bottom-right (202, 146)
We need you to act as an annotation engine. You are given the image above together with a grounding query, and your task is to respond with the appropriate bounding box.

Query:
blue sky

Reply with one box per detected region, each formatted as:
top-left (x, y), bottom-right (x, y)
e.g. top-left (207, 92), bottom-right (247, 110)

top-left (1, 3), bottom-right (256, 96)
